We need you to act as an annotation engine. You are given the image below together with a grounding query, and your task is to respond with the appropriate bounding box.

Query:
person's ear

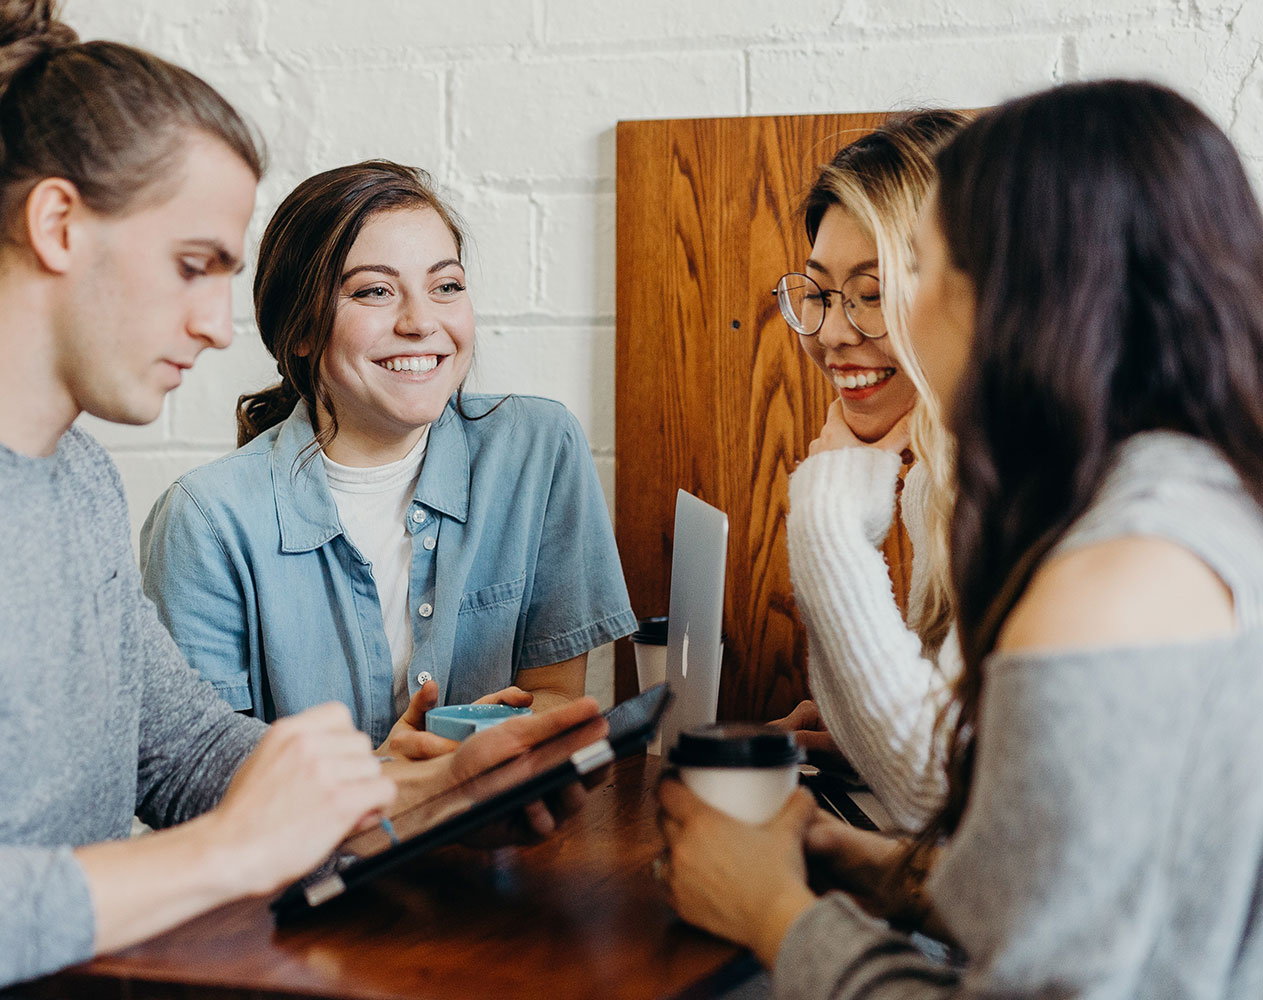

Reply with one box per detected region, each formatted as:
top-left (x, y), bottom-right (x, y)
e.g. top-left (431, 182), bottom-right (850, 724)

top-left (24, 177), bottom-right (82, 275)
top-left (294, 339), bottom-right (312, 358)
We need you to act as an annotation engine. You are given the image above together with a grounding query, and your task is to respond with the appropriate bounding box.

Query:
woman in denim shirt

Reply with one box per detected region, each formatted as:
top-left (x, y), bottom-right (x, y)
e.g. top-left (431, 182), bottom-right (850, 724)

top-left (140, 161), bottom-right (637, 751)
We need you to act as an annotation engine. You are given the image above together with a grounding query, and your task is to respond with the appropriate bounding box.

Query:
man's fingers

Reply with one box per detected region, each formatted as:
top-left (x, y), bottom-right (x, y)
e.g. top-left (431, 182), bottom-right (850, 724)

top-left (278, 700), bottom-right (355, 733)
top-left (522, 800), bottom-right (557, 838)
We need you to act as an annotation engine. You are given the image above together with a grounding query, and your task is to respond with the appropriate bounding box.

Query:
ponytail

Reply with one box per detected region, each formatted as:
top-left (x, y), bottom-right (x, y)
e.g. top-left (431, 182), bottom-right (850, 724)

top-left (0, 0), bottom-right (262, 232)
top-left (236, 380), bottom-right (305, 448)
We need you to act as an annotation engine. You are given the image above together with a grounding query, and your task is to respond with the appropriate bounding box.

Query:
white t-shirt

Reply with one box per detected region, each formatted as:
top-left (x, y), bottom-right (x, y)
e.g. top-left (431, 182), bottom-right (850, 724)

top-left (322, 428), bottom-right (430, 717)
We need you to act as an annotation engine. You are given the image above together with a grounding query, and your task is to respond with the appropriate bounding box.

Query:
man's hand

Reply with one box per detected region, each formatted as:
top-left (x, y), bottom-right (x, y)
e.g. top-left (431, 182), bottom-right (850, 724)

top-left (447, 697), bottom-right (606, 842)
top-left (207, 702), bottom-right (396, 895)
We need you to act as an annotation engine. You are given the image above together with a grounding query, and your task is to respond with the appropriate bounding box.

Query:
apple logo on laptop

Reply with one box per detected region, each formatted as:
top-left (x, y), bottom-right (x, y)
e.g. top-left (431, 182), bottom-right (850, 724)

top-left (681, 624), bottom-right (690, 678)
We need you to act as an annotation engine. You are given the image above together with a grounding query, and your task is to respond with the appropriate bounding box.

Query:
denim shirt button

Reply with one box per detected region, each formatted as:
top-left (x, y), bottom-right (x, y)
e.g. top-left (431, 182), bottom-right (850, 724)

top-left (422, 536), bottom-right (436, 551)
top-left (418, 602), bottom-right (434, 618)
top-left (410, 509), bottom-right (426, 524)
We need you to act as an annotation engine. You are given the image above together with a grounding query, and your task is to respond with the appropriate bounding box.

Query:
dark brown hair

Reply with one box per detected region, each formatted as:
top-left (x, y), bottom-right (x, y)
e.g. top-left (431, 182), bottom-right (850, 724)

top-left (238, 159), bottom-right (470, 450)
top-left (0, 0), bottom-right (263, 232)
top-left (920, 80), bottom-right (1263, 856)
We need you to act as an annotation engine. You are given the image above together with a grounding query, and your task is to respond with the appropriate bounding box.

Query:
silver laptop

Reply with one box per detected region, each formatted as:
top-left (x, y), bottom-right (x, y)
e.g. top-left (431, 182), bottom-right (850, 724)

top-left (659, 490), bottom-right (729, 754)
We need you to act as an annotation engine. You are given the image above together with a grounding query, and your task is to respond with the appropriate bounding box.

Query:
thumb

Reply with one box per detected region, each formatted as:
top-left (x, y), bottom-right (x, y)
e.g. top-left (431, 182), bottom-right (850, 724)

top-left (400, 679), bottom-right (440, 728)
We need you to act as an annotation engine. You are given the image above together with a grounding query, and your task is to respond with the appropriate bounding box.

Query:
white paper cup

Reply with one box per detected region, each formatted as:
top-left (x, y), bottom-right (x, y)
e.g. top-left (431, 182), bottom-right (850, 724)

top-left (669, 724), bottom-right (804, 824)
top-left (631, 617), bottom-right (669, 753)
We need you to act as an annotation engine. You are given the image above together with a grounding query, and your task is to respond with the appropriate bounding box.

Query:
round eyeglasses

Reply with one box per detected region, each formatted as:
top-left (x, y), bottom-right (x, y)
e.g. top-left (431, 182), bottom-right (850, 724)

top-left (772, 271), bottom-right (887, 339)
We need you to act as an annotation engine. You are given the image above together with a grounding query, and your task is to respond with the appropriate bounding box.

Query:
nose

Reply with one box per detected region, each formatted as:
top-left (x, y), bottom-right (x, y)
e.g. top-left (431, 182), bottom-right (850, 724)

top-left (189, 284), bottom-right (235, 351)
top-left (817, 301), bottom-right (864, 350)
top-left (395, 295), bottom-right (440, 338)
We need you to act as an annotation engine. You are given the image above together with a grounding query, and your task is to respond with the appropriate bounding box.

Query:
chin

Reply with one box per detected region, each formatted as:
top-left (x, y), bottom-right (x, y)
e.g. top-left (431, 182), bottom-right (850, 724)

top-left (843, 406), bottom-right (910, 444)
top-left (86, 397), bottom-right (164, 428)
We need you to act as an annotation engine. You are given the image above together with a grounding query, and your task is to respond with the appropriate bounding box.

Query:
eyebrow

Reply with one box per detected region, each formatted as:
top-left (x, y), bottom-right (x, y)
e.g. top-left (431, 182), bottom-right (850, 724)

top-left (805, 257), bottom-right (879, 279)
top-left (341, 258), bottom-right (464, 283)
top-left (183, 239), bottom-right (245, 274)
top-left (342, 264), bottom-right (400, 282)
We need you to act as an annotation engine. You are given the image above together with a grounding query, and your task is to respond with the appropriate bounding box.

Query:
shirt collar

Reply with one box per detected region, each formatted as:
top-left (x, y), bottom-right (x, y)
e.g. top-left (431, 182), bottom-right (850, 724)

top-left (414, 400), bottom-right (470, 523)
top-left (271, 404), bottom-right (340, 553)
top-left (271, 400), bottom-right (471, 553)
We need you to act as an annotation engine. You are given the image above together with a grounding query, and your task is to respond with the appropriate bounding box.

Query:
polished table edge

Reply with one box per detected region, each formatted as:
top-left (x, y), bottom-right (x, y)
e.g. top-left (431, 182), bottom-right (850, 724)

top-left (16, 754), bottom-right (761, 1000)
top-left (15, 954), bottom-right (762, 1000)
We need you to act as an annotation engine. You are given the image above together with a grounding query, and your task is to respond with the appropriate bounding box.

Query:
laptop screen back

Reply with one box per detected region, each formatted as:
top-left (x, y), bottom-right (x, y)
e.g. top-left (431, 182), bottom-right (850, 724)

top-left (659, 490), bottom-right (728, 754)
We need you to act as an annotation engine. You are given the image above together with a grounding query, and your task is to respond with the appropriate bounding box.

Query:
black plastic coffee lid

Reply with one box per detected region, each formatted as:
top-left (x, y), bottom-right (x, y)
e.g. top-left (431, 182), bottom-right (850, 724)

top-left (631, 615), bottom-right (668, 645)
top-left (668, 724), bottom-right (804, 768)
top-left (631, 616), bottom-right (729, 647)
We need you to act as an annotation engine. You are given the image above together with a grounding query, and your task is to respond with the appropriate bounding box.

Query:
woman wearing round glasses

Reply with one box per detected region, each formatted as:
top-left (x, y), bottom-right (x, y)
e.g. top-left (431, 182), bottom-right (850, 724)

top-left (768, 110), bottom-right (968, 831)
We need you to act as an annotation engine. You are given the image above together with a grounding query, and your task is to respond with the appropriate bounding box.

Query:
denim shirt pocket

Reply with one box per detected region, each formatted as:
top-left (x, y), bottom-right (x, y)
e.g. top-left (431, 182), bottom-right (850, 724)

top-left (457, 573), bottom-right (527, 615)
top-left (452, 573), bottom-right (528, 697)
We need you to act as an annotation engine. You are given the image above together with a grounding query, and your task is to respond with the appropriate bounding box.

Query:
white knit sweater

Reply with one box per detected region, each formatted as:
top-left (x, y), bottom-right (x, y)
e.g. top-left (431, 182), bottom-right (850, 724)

top-left (786, 447), bottom-right (960, 831)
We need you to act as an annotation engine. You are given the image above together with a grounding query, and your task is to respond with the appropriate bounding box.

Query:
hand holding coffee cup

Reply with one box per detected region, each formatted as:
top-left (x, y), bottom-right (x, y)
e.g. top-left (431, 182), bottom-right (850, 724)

top-left (667, 724), bottom-right (804, 824)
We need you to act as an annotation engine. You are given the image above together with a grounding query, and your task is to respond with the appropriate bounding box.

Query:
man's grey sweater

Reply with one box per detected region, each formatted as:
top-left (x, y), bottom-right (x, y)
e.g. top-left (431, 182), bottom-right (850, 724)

top-left (0, 427), bottom-right (265, 988)
top-left (775, 432), bottom-right (1263, 999)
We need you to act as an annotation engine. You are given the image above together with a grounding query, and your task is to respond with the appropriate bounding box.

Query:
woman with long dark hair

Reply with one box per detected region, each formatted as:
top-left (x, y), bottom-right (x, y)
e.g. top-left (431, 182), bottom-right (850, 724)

top-left (658, 79), bottom-right (1263, 997)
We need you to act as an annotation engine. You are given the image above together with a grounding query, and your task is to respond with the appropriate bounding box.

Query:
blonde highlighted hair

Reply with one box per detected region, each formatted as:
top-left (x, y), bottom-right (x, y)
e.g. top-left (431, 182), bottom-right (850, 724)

top-left (802, 110), bottom-right (970, 656)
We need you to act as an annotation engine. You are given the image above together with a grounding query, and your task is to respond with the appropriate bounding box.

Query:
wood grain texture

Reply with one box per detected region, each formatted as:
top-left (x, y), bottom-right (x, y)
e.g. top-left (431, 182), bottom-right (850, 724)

top-left (21, 757), bottom-right (747, 1000)
top-left (615, 112), bottom-right (908, 721)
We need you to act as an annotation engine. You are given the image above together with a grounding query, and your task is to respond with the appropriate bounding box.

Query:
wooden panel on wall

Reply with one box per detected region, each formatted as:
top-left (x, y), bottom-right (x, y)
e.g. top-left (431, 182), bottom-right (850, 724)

top-left (614, 112), bottom-right (888, 722)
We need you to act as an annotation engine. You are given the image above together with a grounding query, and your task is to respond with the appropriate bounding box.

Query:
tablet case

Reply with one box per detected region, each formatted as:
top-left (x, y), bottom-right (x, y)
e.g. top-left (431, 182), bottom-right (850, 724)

top-left (272, 682), bottom-right (672, 923)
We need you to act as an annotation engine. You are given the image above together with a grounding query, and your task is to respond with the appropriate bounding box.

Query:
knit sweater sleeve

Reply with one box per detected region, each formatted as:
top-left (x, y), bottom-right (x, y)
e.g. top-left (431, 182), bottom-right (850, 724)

top-left (787, 448), bottom-right (952, 831)
top-left (772, 632), bottom-right (1263, 1000)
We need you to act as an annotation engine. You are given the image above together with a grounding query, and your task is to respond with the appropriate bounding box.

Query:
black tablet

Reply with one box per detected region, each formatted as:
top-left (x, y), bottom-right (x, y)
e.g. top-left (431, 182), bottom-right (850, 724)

top-left (271, 682), bottom-right (672, 924)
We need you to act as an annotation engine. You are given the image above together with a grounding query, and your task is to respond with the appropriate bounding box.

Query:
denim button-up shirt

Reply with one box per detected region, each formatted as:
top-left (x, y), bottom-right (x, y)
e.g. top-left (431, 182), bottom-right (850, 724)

top-left (139, 395), bottom-right (636, 746)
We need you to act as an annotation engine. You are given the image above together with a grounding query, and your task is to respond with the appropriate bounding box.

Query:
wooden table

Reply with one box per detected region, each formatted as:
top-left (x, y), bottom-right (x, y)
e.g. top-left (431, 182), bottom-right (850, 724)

top-left (23, 755), bottom-right (756, 1000)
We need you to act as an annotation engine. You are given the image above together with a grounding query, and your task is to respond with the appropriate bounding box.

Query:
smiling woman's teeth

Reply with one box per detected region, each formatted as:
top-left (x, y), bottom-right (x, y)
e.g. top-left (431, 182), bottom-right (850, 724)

top-left (379, 356), bottom-right (438, 373)
top-left (836, 367), bottom-right (895, 390)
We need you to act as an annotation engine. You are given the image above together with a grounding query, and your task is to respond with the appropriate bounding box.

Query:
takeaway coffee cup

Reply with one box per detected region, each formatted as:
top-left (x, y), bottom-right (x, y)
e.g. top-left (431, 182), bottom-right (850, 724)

top-left (631, 616), bottom-right (669, 693)
top-left (631, 616), bottom-right (668, 752)
top-left (668, 724), bottom-right (804, 824)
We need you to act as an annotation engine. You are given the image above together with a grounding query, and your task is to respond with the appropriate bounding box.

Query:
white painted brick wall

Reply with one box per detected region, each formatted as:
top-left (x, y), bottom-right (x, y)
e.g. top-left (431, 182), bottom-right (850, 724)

top-left (59, 0), bottom-right (1263, 707)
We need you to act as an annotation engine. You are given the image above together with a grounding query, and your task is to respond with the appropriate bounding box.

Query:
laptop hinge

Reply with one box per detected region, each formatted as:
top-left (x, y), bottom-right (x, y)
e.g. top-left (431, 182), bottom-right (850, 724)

top-left (570, 738), bottom-right (615, 775)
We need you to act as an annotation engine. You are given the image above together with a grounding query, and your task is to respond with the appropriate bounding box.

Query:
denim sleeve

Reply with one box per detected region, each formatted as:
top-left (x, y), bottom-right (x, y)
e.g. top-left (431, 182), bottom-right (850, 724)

top-left (518, 410), bottom-right (637, 669)
top-left (138, 482), bottom-right (255, 712)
